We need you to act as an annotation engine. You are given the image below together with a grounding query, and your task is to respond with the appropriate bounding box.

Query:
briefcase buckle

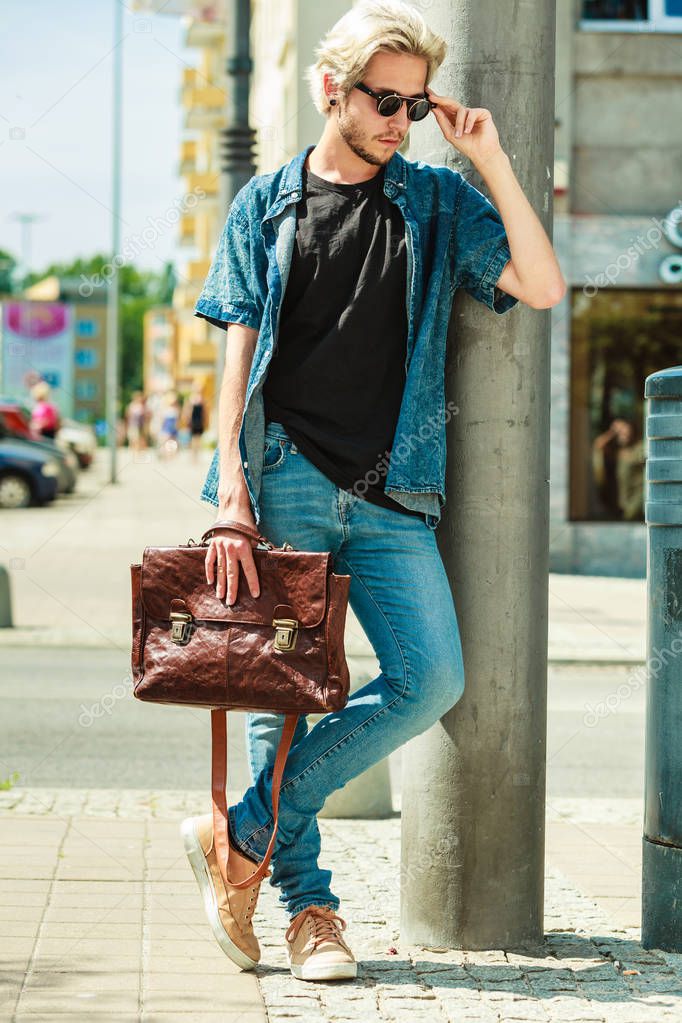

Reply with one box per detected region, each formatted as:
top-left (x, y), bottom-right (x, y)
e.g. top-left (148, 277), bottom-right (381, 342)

top-left (170, 610), bottom-right (194, 645)
top-left (272, 617), bottom-right (298, 651)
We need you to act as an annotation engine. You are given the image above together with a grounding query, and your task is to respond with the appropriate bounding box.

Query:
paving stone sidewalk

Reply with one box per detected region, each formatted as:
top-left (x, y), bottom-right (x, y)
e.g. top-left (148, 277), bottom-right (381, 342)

top-left (2, 790), bottom-right (681, 1022)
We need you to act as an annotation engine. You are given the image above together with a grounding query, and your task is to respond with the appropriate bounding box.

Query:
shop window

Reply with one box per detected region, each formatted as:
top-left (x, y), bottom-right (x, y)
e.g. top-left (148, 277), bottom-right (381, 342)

top-left (569, 288), bottom-right (682, 522)
top-left (582, 0), bottom-right (647, 17)
top-left (581, 0), bottom-right (682, 28)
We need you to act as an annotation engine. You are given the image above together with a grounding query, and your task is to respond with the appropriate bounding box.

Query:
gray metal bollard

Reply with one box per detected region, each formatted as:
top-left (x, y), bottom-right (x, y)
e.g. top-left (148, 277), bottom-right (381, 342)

top-left (0, 565), bottom-right (13, 627)
top-left (642, 365), bottom-right (682, 952)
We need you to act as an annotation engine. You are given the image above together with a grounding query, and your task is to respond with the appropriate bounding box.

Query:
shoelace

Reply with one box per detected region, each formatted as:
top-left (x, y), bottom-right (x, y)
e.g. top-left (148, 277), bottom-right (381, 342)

top-left (285, 905), bottom-right (348, 949)
top-left (241, 868), bottom-right (272, 925)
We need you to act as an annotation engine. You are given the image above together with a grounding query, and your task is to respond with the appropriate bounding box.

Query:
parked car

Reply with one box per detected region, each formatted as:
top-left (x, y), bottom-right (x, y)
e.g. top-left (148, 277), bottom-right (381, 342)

top-left (57, 417), bottom-right (97, 469)
top-left (0, 434), bottom-right (60, 508)
top-left (0, 397), bottom-right (96, 469)
top-left (0, 398), bottom-right (40, 440)
top-left (0, 412), bottom-right (77, 494)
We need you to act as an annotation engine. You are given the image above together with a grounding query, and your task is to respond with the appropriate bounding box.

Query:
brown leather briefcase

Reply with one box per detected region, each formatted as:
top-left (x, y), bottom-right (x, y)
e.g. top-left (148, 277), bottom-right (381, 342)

top-left (130, 518), bottom-right (352, 889)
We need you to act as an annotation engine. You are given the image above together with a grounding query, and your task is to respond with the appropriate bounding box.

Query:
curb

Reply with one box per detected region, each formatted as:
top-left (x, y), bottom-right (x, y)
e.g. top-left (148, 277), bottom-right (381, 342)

top-left (0, 627), bottom-right (647, 666)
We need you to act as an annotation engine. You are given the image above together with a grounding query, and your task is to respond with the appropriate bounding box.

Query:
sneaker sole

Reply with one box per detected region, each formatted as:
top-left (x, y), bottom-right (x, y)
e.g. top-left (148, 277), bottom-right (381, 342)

top-left (289, 958), bottom-right (358, 981)
top-left (181, 816), bottom-right (258, 971)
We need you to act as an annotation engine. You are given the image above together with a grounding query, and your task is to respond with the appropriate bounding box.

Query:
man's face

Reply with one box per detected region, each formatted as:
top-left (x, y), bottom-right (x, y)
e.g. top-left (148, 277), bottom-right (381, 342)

top-left (331, 51), bottom-right (429, 167)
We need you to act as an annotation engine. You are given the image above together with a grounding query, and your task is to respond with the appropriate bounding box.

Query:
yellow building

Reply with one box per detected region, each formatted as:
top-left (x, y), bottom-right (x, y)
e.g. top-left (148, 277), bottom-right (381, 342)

top-left (173, 2), bottom-right (352, 430)
top-left (172, 15), bottom-right (229, 426)
top-left (143, 306), bottom-right (177, 398)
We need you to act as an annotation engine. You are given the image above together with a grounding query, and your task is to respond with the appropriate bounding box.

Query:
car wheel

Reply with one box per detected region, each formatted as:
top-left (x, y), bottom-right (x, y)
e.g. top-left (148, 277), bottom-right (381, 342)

top-left (0, 473), bottom-right (33, 509)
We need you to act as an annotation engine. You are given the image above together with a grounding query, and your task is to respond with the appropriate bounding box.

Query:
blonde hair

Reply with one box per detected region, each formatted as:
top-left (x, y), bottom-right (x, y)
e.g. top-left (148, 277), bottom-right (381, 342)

top-left (31, 381), bottom-right (50, 400)
top-left (304, 0), bottom-right (447, 117)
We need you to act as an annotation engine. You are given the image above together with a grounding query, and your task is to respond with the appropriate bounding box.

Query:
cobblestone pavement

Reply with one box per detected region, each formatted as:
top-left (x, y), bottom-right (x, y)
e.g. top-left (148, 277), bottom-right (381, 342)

top-left (1, 790), bottom-right (681, 1022)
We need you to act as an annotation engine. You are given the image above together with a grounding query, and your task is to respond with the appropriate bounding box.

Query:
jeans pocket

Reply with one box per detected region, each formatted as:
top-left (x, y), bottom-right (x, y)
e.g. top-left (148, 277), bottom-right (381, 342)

top-left (262, 436), bottom-right (287, 473)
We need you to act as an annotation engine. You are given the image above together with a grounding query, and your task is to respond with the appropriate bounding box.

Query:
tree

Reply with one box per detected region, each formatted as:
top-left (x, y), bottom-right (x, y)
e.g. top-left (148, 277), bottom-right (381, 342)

top-left (0, 249), bottom-right (18, 295)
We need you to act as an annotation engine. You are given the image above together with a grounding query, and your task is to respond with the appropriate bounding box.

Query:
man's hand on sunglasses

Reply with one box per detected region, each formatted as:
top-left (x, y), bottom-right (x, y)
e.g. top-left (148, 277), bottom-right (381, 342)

top-left (425, 86), bottom-right (503, 166)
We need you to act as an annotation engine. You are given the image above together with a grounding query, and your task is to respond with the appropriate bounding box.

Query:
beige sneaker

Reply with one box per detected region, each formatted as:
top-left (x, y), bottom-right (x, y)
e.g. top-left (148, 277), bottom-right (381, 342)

top-left (285, 904), bottom-right (358, 981)
top-left (181, 813), bottom-right (270, 970)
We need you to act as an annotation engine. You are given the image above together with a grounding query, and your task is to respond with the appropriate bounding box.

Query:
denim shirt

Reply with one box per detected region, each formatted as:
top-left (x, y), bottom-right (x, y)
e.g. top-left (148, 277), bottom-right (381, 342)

top-left (195, 142), bottom-right (519, 530)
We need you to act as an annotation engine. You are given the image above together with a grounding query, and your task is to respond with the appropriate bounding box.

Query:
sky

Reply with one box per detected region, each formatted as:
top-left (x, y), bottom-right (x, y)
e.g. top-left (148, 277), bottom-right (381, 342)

top-left (0, 0), bottom-right (198, 280)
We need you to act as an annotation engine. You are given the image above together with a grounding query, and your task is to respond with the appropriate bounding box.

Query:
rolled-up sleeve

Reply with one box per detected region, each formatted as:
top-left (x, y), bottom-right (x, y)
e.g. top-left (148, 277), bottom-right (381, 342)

top-left (450, 173), bottom-right (519, 315)
top-left (194, 199), bottom-right (263, 332)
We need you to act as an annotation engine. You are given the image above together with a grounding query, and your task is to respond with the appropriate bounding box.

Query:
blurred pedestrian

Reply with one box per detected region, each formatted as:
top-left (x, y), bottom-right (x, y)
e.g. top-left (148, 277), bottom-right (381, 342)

top-left (158, 390), bottom-right (180, 460)
top-left (183, 381), bottom-right (207, 463)
top-left (29, 381), bottom-right (61, 440)
top-left (125, 390), bottom-right (149, 453)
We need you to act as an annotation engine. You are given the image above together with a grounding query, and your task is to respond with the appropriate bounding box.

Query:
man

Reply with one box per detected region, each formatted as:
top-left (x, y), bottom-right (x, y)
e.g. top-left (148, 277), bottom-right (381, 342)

top-left (182, 0), bottom-right (565, 983)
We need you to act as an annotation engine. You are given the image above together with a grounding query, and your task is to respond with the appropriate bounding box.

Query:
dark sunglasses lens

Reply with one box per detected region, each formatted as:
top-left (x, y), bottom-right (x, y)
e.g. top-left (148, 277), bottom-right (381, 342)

top-left (408, 100), bottom-right (430, 121)
top-left (377, 95), bottom-right (401, 117)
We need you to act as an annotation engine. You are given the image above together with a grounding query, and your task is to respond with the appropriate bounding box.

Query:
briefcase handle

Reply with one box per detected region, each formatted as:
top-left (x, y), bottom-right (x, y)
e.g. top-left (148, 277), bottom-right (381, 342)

top-left (199, 518), bottom-right (296, 552)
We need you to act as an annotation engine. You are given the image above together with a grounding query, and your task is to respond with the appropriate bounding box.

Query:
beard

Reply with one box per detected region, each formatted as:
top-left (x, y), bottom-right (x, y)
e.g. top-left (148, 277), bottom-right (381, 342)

top-left (336, 106), bottom-right (401, 167)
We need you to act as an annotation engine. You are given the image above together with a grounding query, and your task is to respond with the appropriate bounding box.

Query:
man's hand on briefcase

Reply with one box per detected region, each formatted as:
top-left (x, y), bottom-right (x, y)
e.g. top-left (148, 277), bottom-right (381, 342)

top-left (204, 514), bottom-right (261, 605)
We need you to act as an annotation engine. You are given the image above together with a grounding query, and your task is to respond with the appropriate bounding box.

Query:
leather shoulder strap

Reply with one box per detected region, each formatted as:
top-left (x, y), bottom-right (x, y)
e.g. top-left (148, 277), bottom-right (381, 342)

top-left (211, 709), bottom-right (299, 890)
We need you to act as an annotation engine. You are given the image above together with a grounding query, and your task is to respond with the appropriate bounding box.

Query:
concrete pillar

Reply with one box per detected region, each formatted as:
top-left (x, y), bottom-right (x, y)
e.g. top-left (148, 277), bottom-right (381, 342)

top-left (400, 0), bottom-right (555, 947)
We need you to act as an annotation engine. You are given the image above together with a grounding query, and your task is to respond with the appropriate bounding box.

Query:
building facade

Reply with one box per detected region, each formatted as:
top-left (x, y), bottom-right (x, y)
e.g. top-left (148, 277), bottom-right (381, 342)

top-left (10, 277), bottom-right (109, 427)
top-left (550, 0), bottom-right (682, 575)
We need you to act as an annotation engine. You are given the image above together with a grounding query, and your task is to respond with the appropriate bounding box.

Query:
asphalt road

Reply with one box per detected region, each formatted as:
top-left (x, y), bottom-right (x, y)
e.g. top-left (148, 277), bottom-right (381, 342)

top-left (0, 647), bottom-right (645, 799)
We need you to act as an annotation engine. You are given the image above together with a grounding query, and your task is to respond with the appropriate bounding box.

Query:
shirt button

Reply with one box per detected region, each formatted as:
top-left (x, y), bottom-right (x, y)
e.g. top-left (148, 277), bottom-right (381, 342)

top-left (243, 460), bottom-right (248, 467)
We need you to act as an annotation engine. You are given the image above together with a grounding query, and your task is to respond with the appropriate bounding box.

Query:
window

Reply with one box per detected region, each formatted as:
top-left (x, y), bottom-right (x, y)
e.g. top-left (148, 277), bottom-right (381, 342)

top-left (580, 0), bottom-right (682, 29)
top-left (75, 380), bottom-right (99, 400)
top-left (76, 318), bottom-right (98, 338)
top-left (75, 348), bottom-right (99, 368)
top-left (583, 0), bottom-right (647, 18)
top-left (569, 288), bottom-right (682, 522)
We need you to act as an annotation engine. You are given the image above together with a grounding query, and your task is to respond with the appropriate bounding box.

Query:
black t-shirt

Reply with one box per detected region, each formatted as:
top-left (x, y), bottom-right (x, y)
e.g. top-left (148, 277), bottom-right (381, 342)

top-left (263, 163), bottom-right (423, 520)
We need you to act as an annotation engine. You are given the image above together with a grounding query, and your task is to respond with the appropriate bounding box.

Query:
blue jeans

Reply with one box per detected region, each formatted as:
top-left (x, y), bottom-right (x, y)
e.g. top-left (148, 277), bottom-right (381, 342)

top-left (228, 420), bottom-right (466, 920)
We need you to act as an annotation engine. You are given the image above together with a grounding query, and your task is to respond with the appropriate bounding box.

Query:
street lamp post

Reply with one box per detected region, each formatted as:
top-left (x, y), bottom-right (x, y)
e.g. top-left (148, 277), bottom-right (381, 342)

top-left (215, 0), bottom-right (256, 386)
top-left (106, 0), bottom-right (123, 482)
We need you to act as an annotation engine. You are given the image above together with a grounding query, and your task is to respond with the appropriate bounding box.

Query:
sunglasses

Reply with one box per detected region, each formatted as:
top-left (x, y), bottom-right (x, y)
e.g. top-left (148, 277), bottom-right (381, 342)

top-left (353, 81), bottom-right (438, 122)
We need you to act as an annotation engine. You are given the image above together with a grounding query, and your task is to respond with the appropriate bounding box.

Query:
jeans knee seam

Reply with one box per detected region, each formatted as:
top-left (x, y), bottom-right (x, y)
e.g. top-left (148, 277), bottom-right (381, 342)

top-left (335, 553), bottom-right (412, 698)
top-left (277, 554), bottom-right (413, 795)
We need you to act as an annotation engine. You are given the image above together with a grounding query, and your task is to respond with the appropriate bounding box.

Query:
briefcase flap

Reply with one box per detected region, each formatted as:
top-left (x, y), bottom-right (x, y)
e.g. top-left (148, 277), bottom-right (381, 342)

top-left (139, 545), bottom-right (331, 628)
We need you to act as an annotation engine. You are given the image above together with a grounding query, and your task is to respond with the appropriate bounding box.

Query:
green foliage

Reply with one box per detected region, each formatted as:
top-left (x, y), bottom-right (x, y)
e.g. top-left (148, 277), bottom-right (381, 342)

top-left (0, 771), bottom-right (20, 791)
top-left (0, 249), bottom-right (17, 294)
